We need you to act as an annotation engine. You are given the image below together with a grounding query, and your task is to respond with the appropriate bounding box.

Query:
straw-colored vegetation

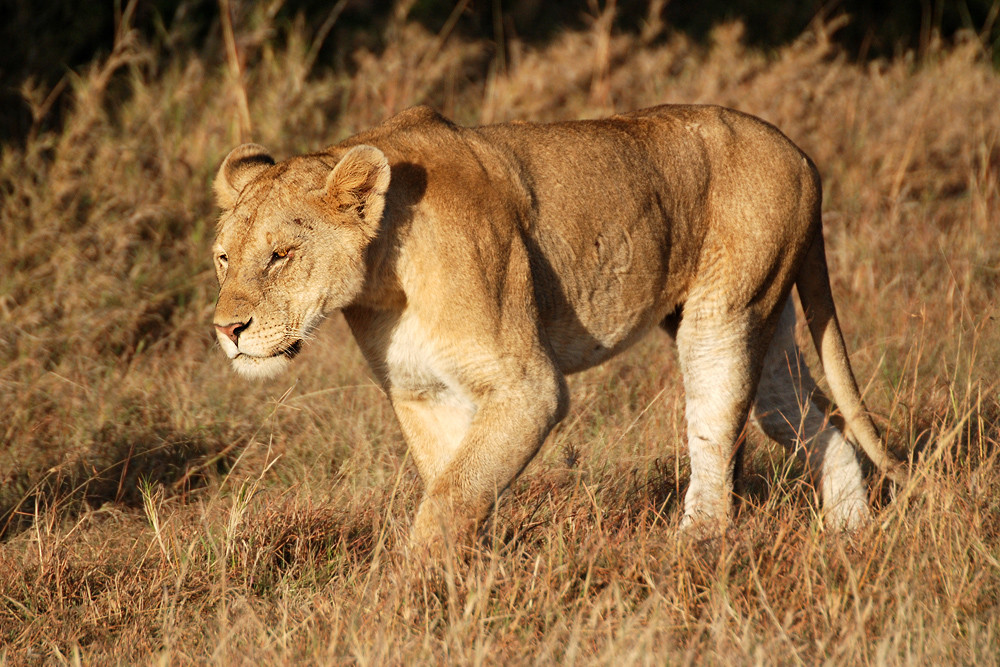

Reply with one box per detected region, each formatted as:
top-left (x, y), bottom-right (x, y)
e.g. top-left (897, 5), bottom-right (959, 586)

top-left (1, 2), bottom-right (998, 663)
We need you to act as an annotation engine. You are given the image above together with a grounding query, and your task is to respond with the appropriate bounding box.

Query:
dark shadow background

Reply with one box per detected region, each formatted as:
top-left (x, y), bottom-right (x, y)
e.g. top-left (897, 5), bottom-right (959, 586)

top-left (3, 0), bottom-right (998, 144)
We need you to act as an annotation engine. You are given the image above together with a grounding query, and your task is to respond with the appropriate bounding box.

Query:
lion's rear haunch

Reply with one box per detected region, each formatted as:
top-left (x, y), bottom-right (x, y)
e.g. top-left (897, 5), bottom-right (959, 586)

top-left (211, 103), bottom-right (910, 555)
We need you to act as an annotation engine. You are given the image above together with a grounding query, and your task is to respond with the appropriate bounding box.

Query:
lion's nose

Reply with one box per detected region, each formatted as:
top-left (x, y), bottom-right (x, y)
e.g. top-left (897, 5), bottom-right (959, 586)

top-left (214, 319), bottom-right (251, 344)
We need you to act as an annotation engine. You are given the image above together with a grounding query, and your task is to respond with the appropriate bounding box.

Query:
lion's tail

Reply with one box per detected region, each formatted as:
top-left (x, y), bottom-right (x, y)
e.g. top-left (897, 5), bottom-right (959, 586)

top-left (796, 233), bottom-right (911, 487)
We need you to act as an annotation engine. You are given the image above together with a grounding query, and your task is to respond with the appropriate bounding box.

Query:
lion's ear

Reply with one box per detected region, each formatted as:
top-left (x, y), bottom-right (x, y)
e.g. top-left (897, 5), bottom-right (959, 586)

top-left (214, 144), bottom-right (275, 210)
top-left (323, 145), bottom-right (391, 238)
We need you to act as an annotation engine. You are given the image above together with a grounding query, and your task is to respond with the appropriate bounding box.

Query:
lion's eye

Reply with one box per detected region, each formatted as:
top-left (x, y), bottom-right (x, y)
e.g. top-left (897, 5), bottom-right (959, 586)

top-left (218, 253), bottom-right (228, 264)
top-left (269, 248), bottom-right (294, 267)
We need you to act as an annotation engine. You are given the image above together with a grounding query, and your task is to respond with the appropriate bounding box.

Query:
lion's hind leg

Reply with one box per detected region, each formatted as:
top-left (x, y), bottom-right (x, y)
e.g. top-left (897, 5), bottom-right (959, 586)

top-left (751, 296), bottom-right (869, 529)
top-left (675, 307), bottom-right (764, 534)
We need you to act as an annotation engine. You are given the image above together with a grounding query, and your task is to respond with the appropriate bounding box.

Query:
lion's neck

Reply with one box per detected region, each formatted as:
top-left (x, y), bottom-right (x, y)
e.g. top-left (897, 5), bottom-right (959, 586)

top-left (353, 218), bottom-right (406, 310)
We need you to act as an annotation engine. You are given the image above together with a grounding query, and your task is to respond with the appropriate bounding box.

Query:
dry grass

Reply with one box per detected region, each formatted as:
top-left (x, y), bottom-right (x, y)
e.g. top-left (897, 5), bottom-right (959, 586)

top-left (1, 4), bottom-right (999, 664)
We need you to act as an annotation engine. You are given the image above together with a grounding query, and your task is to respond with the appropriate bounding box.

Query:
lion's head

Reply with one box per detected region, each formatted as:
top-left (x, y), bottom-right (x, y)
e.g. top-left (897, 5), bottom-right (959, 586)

top-left (211, 143), bottom-right (390, 379)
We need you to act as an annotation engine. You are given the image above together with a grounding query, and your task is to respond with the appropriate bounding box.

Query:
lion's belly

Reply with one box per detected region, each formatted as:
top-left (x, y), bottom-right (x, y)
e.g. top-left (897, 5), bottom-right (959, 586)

top-left (543, 305), bottom-right (663, 373)
top-left (532, 227), bottom-right (677, 374)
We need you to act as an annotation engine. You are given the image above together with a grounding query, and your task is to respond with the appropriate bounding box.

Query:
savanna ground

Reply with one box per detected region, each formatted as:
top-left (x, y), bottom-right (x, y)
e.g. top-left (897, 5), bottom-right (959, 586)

top-left (2, 1), bottom-right (1000, 663)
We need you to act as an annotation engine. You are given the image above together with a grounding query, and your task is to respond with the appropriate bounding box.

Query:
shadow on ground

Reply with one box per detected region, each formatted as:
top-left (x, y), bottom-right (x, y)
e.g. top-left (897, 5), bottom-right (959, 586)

top-left (0, 424), bottom-right (235, 541)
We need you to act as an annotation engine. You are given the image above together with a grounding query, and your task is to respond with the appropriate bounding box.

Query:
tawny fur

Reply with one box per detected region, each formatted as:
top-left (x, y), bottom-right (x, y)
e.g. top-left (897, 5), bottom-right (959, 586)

top-left (211, 104), bottom-right (908, 554)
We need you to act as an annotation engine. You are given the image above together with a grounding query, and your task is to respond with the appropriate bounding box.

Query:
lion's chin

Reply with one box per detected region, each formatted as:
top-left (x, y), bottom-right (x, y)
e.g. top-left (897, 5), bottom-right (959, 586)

top-left (230, 340), bottom-right (303, 380)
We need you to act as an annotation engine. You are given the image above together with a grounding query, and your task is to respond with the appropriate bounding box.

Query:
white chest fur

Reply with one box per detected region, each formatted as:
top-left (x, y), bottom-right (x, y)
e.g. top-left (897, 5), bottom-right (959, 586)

top-left (383, 309), bottom-right (477, 479)
top-left (383, 309), bottom-right (479, 418)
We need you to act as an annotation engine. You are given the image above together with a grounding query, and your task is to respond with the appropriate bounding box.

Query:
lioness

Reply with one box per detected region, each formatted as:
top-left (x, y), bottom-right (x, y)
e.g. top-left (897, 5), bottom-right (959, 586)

top-left (212, 105), bottom-right (908, 552)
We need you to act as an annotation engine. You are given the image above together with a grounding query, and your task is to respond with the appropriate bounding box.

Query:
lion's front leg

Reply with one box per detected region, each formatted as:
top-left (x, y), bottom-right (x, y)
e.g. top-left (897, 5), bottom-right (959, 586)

top-left (403, 368), bottom-right (567, 556)
top-left (393, 390), bottom-right (476, 485)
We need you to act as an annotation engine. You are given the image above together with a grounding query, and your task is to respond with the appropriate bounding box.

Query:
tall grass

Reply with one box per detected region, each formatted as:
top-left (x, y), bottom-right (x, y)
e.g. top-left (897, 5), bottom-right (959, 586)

top-left (1, 4), bottom-right (998, 663)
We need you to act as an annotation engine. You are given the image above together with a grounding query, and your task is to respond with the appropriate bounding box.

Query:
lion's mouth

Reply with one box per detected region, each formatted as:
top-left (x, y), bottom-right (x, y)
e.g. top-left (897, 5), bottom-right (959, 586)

top-left (231, 339), bottom-right (303, 361)
top-left (279, 339), bottom-right (303, 359)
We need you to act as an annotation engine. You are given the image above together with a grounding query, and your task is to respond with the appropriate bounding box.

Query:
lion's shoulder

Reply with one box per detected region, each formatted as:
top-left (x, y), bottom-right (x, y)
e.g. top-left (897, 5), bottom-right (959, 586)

top-left (385, 105), bottom-right (454, 129)
top-left (344, 106), bottom-right (458, 149)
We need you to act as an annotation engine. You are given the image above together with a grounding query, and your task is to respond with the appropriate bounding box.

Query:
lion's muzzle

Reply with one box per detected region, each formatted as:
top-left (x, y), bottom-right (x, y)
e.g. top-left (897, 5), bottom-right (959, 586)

top-left (214, 319), bottom-right (250, 345)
